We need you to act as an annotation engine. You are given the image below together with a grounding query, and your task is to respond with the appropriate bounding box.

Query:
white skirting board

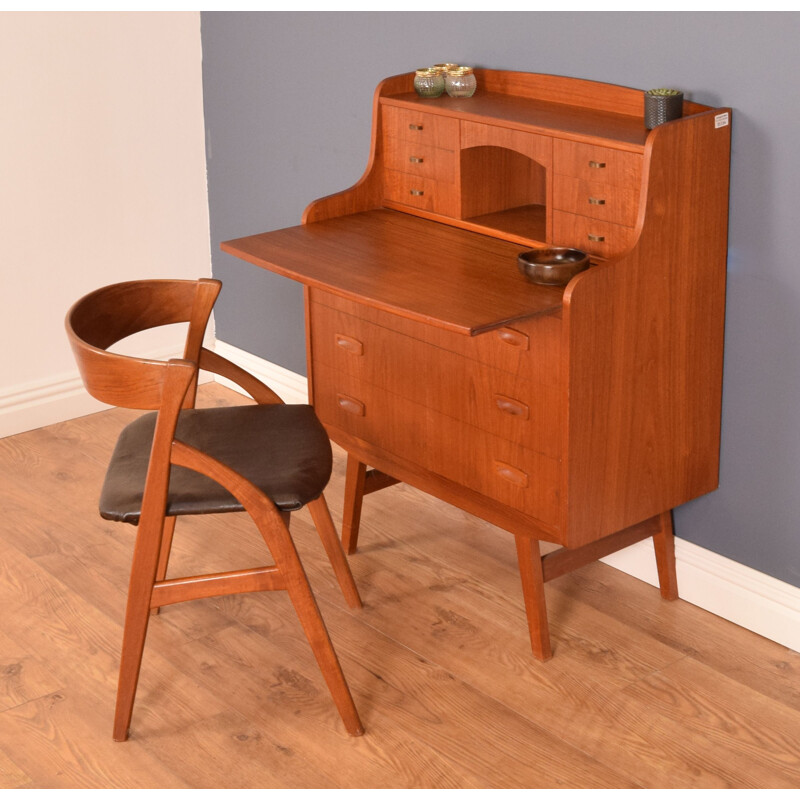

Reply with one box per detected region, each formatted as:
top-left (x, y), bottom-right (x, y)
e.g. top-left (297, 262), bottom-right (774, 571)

top-left (601, 539), bottom-right (800, 653)
top-left (0, 370), bottom-right (110, 439)
top-left (0, 343), bottom-right (212, 440)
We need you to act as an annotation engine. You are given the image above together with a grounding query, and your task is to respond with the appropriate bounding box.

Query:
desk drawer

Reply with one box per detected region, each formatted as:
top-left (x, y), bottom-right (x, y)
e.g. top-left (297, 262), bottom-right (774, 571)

top-left (313, 363), bottom-right (560, 526)
top-left (552, 211), bottom-right (637, 259)
top-left (382, 105), bottom-right (460, 149)
top-left (553, 139), bottom-right (642, 186)
top-left (384, 136), bottom-right (457, 183)
top-left (310, 301), bottom-right (561, 456)
top-left (553, 175), bottom-right (639, 227)
top-left (309, 290), bottom-right (561, 381)
top-left (384, 169), bottom-right (460, 217)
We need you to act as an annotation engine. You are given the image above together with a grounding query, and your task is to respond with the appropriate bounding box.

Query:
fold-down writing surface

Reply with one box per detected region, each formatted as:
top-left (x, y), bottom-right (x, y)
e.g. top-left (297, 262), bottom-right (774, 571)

top-left (221, 209), bottom-right (564, 336)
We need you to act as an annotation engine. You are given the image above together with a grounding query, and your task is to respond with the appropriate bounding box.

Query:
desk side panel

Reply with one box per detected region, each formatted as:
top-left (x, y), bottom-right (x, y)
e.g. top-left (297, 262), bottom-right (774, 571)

top-left (302, 74), bottom-right (412, 224)
top-left (562, 110), bottom-right (731, 547)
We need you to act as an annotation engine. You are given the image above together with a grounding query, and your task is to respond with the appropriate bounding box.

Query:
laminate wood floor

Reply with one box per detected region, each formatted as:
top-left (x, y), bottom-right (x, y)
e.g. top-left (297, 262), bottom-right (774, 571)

top-left (1, 383), bottom-right (799, 789)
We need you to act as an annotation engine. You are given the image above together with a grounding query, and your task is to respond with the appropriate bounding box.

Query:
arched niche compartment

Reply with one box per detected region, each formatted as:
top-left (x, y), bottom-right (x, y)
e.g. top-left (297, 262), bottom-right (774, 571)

top-left (460, 145), bottom-right (548, 242)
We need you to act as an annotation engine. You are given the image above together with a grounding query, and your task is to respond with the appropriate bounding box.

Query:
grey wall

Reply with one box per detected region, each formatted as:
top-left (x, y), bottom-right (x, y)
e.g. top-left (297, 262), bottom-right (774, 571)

top-left (201, 12), bottom-right (800, 588)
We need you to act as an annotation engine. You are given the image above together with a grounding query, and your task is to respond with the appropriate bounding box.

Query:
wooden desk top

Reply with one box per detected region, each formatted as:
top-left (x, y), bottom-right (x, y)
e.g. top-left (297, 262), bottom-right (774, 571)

top-left (221, 210), bottom-right (564, 336)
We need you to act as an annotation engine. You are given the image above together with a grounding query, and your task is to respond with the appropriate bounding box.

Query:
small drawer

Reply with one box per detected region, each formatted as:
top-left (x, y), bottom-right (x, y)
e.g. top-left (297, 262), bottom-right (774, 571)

top-left (381, 105), bottom-right (460, 149)
top-left (552, 211), bottom-right (637, 259)
top-left (383, 136), bottom-right (457, 183)
top-left (384, 170), bottom-right (460, 217)
top-left (553, 175), bottom-right (640, 227)
top-left (553, 139), bottom-right (642, 186)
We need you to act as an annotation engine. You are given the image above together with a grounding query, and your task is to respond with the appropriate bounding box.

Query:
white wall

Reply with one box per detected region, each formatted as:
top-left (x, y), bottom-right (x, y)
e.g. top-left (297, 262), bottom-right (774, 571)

top-left (0, 12), bottom-right (212, 437)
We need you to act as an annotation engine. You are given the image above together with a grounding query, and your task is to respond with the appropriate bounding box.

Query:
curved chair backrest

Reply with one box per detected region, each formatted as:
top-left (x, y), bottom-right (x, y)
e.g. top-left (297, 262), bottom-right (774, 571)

top-left (66, 278), bottom-right (221, 411)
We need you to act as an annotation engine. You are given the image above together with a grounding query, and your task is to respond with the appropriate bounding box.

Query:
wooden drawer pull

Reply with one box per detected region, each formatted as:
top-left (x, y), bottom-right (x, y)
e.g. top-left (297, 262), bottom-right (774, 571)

top-left (496, 327), bottom-right (530, 350)
top-left (588, 234), bottom-right (606, 242)
top-left (410, 189), bottom-right (425, 197)
top-left (588, 197), bottom-right (606, 205)
top-left (589, 160), bottom-right (607, 169)
top-left (409, 123), bottom-right (424, 131)
top-left (409, 156), bottom-right (424, 164)
top-left (494, 394), bottom-right (530, 420)
top-left (494, 461), bottom-right (529, 488)
top-left (334, 333), bottom-right (364, 356)
top-left (337, 394), bottom-right (365, 416)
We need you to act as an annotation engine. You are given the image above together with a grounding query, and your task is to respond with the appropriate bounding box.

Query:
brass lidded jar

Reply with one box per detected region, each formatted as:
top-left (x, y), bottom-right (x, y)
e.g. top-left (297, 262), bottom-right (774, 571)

top-left (414, 68), bottom-right (445, 98)
top-left (445, 66), bottom-right (477, 98)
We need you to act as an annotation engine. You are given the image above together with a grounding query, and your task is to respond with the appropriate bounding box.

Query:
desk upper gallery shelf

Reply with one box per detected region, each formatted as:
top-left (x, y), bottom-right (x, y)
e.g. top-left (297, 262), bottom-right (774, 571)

top-left (221, 68), bottom-right (731, 660)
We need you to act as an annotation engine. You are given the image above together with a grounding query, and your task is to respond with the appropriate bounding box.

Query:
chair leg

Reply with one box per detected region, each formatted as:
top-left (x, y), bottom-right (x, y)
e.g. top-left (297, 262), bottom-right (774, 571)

top-left (113, 518), bottom-right (164, 742)
top-left (150, 516), bottom-right (177, 616)
top-left (514, 535), bottom-right (553, 661)
top-left (342, 455), bottom-right (367, 554)
top-left (653, 510), bottom-right (679, 600)
top-left (268, 518), bottom-right (364, 736)
top-left (308, 495), bottom-right (363, 609)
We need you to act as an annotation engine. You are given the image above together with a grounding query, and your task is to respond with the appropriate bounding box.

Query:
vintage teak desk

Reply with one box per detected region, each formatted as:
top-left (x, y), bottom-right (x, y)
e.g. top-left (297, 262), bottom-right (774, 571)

top-left (222, 70), bottom-right (731, 659)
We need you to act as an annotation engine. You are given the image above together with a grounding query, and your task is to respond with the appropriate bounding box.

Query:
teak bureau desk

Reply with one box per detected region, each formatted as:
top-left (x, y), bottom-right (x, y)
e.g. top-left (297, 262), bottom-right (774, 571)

top-left (222, 70), bottom-right (731, 659)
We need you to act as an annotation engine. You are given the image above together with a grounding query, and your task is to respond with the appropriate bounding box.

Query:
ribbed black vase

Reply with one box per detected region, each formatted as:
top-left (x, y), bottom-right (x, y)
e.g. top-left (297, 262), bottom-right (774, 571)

top-left (644, 91), bottom-right (684, 129)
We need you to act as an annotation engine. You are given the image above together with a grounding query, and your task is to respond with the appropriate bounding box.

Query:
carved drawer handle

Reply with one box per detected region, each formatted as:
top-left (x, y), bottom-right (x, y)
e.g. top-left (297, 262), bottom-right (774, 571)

top-left (496, 327), bottom-right (530, 351)
top-left (337, 394), bottom-right (365, 416)
top-left (334, 333), bottom-right (364, 356)
top-left (409, 156), bottom-right (424, 164)
top-left (409, 123), bottom-right (424, 131)
top-left (493, 395), bottom-right (530, 420)
top-left (589, 160), bottom-right (607, 169)
top-left (410, 189), bottom-right (425, 196)
top-left (494, 461), bottom-right (529, 488)
top-left (588, 234), bottom-right (606, 242)
top-left (588, 197), bottom-right (606, 205)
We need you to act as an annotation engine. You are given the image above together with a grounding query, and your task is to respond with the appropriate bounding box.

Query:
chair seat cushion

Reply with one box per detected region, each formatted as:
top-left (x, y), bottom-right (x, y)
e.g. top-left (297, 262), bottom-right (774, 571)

top-left (99, 404), bottom-right (332, 524)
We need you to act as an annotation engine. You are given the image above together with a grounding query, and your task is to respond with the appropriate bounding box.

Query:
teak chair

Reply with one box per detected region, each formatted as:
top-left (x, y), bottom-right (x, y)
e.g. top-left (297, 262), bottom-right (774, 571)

top-left (66, 278), bottom-right (363, 741)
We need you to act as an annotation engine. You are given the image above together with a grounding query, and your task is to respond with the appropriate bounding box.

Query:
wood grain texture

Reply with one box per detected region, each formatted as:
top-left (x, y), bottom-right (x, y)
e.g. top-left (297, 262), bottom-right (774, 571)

top-left (561, 109), bottom-right (730, 546)
top-left (3, 385), bottom-right (798, 788)
top-left (222, 210), bottom-right (565, 336)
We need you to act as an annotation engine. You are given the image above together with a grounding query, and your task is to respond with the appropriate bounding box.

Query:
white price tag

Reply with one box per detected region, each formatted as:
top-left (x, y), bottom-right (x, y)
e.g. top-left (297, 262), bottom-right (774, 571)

top-left (715, 112), bottom-right (730, 128)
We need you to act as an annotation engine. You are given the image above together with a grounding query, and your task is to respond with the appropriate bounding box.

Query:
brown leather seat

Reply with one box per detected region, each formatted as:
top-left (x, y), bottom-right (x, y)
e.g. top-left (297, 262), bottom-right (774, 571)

top-left (66, 278), bottom-right (363, 742)
top-left (101, 403), bottom-right (332, 522)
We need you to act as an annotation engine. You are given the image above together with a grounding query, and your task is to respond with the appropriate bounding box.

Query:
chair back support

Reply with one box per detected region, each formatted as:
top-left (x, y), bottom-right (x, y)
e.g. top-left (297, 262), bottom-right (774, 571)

top-left (66, 279), bottom-right (221, 410)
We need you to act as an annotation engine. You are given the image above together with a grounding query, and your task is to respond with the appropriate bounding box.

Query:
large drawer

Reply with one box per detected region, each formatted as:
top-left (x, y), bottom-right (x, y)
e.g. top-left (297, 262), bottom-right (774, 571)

top-left (313, 363), bottom-right (561, 526)
top-left (310, 301), bottom-right (561, 457)
top-left (309, 289), bottom-right (562, 382)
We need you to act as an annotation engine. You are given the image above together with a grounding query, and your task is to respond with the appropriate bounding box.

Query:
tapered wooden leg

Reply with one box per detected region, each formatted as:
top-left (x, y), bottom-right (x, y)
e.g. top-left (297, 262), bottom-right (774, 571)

top-left (265, 518), bottom-right (363, 736)
top-left (308, 494), bottom-right (362, 609)
top-left (653, 510), bottom-right (679, 600)
top-left (342, 455), bottom-right (367, 554)
top-left (514, 535), bottom-right (553, 661)
top-left (114, 518), bottom-right (164, 741)
top-left (150, 516), bottom-right (177, 616)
